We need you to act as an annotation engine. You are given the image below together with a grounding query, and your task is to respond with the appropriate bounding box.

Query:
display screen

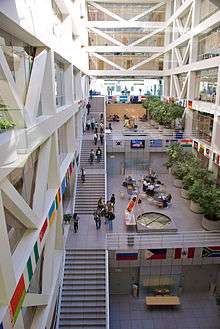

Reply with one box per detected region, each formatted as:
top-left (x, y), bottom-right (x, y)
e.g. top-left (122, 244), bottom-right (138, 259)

top-left (131, 140), bottom-right (145, 149)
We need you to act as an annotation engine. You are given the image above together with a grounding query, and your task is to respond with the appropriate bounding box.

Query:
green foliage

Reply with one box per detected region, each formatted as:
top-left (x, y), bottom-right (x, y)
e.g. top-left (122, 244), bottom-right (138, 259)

top-left (63, 214), bottom-right (72, 223)
top-left (166, 141), bottom-right (220, 221)
top-left (201, 186), bottom-right (220, 221)
top-left (143, 96), bottom-right (184, 128)
top-left (0, 118), bottom-right (15, 130)
top-left (188, 180), bottom-right (207, 205)
top-left (166, 143), bottom-right (184, 168)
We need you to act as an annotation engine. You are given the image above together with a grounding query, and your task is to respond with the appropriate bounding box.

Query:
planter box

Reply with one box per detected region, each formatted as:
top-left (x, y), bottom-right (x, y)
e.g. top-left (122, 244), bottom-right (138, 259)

top-left (190, 200), bottom-right (203, 214)
top-left (163, 128), bottom-right (173, 136)
top-left (180, 188), bottom-right (190, 200)
top-left (202, 216), bottom-right (220, 231)
top-left (173, 179), bottom-right (182, 188)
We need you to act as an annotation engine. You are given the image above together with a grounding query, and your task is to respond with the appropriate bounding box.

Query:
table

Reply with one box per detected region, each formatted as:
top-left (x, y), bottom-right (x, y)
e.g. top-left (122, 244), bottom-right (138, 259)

top-left (145, 296), bottom-right (180, 306)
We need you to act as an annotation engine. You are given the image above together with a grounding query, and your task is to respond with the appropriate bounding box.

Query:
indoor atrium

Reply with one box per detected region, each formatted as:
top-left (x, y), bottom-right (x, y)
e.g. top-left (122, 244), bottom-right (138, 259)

top-left (0, 1), bottom-right (220, 329)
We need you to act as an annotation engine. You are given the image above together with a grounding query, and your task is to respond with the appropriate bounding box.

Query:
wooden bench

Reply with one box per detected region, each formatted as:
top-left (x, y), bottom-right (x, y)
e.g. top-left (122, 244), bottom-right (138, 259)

top-left (145, 296), bottom-right (180, 307)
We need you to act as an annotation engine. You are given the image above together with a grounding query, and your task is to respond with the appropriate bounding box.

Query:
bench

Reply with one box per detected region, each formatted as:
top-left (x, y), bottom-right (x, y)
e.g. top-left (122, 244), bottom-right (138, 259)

top-left (145, 296), bottom-right (180, 307)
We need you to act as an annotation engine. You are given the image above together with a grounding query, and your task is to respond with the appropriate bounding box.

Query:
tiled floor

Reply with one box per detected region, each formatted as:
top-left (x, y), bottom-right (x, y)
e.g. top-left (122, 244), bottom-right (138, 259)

top-left (110, 293), bottom-right (220, 329)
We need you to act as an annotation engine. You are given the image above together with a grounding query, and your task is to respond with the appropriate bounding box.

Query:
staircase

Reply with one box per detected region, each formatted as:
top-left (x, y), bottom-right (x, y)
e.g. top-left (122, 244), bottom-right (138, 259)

top-left (59, 249), bottom-right (107, 328)
top-left (74, 96), bottom-right (106, 215)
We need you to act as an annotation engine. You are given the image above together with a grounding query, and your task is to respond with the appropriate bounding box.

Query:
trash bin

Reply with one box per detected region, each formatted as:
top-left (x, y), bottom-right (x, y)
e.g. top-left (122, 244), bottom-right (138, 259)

top-left (132, 284), bottom-right (138, 297)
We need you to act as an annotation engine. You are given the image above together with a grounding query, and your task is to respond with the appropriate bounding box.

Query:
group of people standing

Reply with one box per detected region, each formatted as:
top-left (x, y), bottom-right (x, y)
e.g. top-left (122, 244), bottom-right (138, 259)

top-left (93, 194), bottom-right (116, 231)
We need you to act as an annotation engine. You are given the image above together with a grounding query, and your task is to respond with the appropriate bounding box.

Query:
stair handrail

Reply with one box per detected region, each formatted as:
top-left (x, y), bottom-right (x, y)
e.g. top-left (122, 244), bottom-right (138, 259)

top-left (72, 103), bottom-right (86, 214)
top-left (103, 97), bottom-right (108, 203)
top-left (105, 250), bottom-right (110, 329)
top-left (55, 250), bottom-right (66, 329)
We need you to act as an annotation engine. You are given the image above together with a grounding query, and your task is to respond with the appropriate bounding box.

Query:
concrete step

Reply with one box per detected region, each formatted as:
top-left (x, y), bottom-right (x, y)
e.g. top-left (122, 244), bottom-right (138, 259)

top-left (65, 249), bottom-right (105, 254)
top-left (60, 307), bottom-right (105, 314)
top-left (62, 290), bottom-right (105, 297)
top-left (61, 301), bottom-right (105, 308)
top-left (59, 319), bottom-right (105, 327)
top-left (61, 295), bottom-right (105, 302)
top-left (65, 255), bottom-right (105, 260)
top-left (60, 314), bottom-right (105, 320)
top-left (63, 280), bottom-right (105, 286)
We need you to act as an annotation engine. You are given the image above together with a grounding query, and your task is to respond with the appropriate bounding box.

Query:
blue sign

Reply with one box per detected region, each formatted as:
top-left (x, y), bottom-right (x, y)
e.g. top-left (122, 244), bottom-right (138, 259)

top-left (175, 131), bottom-right (183, 139)
top-left (149, 139), bottom-right (162, 147)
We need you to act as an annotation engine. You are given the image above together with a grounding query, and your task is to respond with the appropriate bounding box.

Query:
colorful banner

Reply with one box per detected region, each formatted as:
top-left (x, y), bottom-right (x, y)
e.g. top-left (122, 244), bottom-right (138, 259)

top-left (145, 249), bottom-right (167, 260)
top-left (9, 275), bottom-right (26, 325)
top-left (48, 201), bottom-right (56, 225)
top-left (116, 252), bottom-right (138, 261)
top-left (180, 139), bottom-right (192, 147)
top-left (175, 248), bottom-right (195, 259)
top-left (39, 218), bottom-right (48, 242)
top-left (202, 246), bottom-right (220, 258)
top-left (55, 189), bottom-right (61, 209)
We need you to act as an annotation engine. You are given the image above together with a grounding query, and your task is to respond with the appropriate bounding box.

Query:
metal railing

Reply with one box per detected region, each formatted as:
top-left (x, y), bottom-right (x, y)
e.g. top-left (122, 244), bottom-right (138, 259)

top-left (104, 98), bottom-right (108, 203)
top-left (106, 231), bottom-right (220, 250)
top-left (55, 251), bottom-right (66, 329)
top-left (105, 250), bottom-right (110, 329)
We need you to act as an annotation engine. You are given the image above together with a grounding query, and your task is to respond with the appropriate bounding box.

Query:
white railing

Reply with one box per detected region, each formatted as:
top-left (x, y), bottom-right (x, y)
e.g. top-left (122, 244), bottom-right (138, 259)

top-left (104, 98), bottom-right (108, 203)
top-left (55, 250), bottom-right (66, 329)
top-left (106, 231), bottom-right (220, 250)
top-left (105, 250), bottom-right (110, 329)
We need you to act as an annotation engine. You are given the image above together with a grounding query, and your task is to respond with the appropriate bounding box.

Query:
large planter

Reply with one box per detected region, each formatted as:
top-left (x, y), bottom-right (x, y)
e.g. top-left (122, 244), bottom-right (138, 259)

top-left (190, 200), bottom-right (203, 214)
top-left (173, 179), bottom-right (182, 188)
top-left (163, 128), bottom-right (173, 136)
top-left (202, 216), bottom-right (220, 231)
top-left (180, 188), bottom-right (190, 199)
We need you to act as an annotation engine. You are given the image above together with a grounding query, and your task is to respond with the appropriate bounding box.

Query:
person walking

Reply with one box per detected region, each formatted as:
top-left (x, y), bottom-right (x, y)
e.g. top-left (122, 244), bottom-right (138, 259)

top-left (100, 132), bottom-right (104, 145)
top-left (91, 117), bottom-right (95, 130)
top-left (94, 121), bottom-right (98, 134)
top-left (97, 197), bottom-right (105, 211)
top-left (99, 122), bottom-right (104, 133)
top-left (81, 168), bottom-right (86, 183)
top-left (96, 147), bottom-right (102, 162)
top-left (93, 132), bottom-right (98, 145)
top-left (86, 102), bottom-right (91, 115)
top-left (89, 89), bottom-right (93, 99)
top-left (86, 119), bottom-right (91, 131)
top-left (93, 210), bottom-right (101, 230)
top-left (73, 213), bottom-right (79, 233)
top-left (110, 193), bottom-right (115, 211)
top-left (89, 149), bottom-right (95, 165)
top-left (108, 211), bottom-right (115, 231)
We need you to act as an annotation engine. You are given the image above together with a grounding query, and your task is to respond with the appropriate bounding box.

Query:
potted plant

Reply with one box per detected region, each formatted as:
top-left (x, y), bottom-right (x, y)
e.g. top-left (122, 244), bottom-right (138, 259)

top-left (188, 180), bottom-right (205, 214)
top-left (201, 186), bottom-right (220, 230)
top-left (165, 143), bottom-right (184, 173)
top-left (0, 118), bottom-right (15, 132)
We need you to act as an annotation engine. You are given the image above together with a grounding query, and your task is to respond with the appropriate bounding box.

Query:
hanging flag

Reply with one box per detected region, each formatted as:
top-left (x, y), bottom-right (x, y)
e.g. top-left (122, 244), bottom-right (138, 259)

top-left (61, 177), bottom-right (67, 195)
top-left (9, 275), bottom-right (26, 325)
top-left (193, 140), bottom-right (199, 151)
top-left (174, 248), bottom-right (195, 259)
top-left (180, 139), bottom-right (192, 147)
top-left (39, 218), bottom-right (48, 242)
top-left (116, 252), bottom-right (138, 261)
top-left (145, 249), bottom-right (167, 260)
top-left (48, 201), bottom-right (56, 225)
top-left (202, 246), bottom-right (220, 257)
top-left (55, 189), bottom-right (61, 209)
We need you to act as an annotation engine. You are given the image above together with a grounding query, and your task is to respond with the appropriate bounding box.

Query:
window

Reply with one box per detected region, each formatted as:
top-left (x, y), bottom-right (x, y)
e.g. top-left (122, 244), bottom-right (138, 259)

top-left (55, 60), bottom-right (65, 107)
top-left (195, 68), bottom-right (217, 103)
